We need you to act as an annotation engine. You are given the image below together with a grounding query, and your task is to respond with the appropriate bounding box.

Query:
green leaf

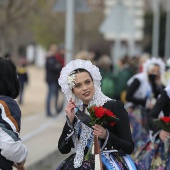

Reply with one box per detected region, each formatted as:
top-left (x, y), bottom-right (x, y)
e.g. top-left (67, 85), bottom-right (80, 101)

top-left (153, 119), bottom-right (170, 132)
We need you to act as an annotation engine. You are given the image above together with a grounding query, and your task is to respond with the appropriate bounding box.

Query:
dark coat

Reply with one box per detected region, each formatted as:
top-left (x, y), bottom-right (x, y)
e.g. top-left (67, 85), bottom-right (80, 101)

top-left (148, 89), bottom-right (170, 135)
top-left (58, 100), bottom-right (134, 156)
top-left (45, 56), bottom-right (63, 84)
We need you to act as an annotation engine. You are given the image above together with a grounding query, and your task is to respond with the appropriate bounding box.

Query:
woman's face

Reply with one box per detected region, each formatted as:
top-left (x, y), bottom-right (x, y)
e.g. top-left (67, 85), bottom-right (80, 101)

top-left (148, 65), bottom-right (161, 83)
top-left (73, 72), bottom-right (95, 105)
top-left (149, 65), bottom-right (160, 76)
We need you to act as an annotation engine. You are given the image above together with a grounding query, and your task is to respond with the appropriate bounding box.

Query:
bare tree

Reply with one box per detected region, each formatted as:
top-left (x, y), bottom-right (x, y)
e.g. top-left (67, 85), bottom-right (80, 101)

top-left (0, 0), bottom-right (40, 57)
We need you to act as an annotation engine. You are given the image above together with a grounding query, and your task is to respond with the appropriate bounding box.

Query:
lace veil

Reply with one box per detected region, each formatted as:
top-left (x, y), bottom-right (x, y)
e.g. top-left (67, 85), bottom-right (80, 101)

top-left (58, 59), bottom-right (111, 107)
top-left (143, 57), bottom-right (165, 74)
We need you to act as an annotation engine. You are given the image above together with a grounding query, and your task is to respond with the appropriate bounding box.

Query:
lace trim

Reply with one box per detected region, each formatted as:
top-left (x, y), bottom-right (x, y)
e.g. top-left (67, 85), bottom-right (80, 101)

top-left (71, 87), bottom-right (110, 168)
top-left (71, 120), bottom-right (80, 153)
top-left (149, 130), bottom-right (160, 143)
top-left (73, 122), bottom-right (93, 168)
top-left (101, 129), bottom-right (109, 151)
top-left (88, 85), bottom-right (111, 107)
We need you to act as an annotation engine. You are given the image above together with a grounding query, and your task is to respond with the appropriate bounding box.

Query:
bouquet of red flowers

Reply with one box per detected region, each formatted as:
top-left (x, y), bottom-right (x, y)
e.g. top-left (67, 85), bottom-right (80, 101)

top-left (85, 105), bottom-right (119, 169)
top-left (153, 116), bottom-right (170, 158)
top-left (87, 105), bottom-right (119, 126)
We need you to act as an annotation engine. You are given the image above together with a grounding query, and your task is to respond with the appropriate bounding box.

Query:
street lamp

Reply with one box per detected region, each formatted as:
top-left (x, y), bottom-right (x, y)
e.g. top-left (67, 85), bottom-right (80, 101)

top-left (53, 0), bottom-right (89, 64)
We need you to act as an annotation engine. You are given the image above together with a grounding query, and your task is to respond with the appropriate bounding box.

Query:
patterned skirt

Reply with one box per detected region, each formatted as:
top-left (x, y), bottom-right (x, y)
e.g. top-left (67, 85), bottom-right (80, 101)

top-left (56, 152), bottom-right (138, 170)
top-left (135, 139), bottom-right (170, 170)
top-left (127, 107), bottom-right (149, 156)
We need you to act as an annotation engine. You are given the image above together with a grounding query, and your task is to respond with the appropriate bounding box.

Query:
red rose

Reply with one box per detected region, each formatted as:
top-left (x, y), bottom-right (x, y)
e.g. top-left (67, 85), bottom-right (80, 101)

top-left (88, 105), bottom-right (119, 126)
top-left (93, 106), bottom-right (106, 118)
top-left (110, 122), bottom-right (116, 126)
top-left (105, 110), bottom-right (113, 117)
top-left (161, 117), bottom-right (170, 123)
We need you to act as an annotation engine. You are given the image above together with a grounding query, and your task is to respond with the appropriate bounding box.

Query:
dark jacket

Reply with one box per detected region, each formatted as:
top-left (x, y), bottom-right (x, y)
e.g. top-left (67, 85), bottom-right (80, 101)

top-left (148, 89), bottom-right (170, 135)
top-left (45, 56), bottom-right (63, 84)
top-left (58, 100), bottom-right (134, 155)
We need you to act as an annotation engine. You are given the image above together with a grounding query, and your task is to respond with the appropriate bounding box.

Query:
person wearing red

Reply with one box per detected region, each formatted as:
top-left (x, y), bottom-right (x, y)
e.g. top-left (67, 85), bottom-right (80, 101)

top-left (45, 44), bottom-right (65, 116)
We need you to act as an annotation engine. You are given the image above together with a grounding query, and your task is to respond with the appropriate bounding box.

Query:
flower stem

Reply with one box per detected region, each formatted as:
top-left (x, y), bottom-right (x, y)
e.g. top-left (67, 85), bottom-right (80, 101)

top-left (85, 140), bottom-right (93, 161)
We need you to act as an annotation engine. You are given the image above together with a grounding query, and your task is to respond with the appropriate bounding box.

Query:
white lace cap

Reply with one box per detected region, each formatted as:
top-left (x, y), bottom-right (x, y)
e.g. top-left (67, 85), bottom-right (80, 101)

top-left (143, 57), bottom-right (165, 74)
top-left (58, 59), bottom-right (110, 106)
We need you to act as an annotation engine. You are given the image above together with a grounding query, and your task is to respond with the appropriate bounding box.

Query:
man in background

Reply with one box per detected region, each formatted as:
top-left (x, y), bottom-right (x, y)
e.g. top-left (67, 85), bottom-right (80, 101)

top-left (45, 44), bottom-right (65, 117)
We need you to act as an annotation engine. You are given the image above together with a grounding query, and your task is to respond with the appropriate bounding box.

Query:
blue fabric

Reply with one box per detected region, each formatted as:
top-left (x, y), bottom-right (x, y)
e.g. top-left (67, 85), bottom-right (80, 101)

top-left (125, 155), bottom-right (137, 170)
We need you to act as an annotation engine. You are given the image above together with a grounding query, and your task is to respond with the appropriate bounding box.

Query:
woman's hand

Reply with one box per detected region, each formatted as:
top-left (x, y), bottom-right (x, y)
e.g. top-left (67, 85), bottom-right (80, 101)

top-left (65, 98), bottom-right (76, 125)
top-left (13, 159), bottom-right (26, 170)
top-left (159, 130), bottom-right (170, 142)
top-left (92, 124), bottom-right (107, 139)
top-left (13, 164), bottom-right (25, 170)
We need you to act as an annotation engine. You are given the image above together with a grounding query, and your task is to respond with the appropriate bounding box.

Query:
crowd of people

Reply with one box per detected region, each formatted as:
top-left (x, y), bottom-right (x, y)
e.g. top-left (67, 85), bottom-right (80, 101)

top-left (1, 47), bottom-right (170, 169)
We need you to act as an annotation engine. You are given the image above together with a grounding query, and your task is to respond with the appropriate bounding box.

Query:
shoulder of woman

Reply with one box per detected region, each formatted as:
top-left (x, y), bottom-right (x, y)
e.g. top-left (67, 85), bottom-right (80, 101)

top-left (104, 99), bottom-right (124, 109)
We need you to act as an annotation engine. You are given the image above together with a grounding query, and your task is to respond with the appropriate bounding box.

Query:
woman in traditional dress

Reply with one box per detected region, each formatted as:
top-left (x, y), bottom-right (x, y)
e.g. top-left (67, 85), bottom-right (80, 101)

top-left (135, 85), bottom-right (170, 170)
top-left (125, 57), bottom-right (165, 155)
top-left (56, 59), bottom-right (137, 170)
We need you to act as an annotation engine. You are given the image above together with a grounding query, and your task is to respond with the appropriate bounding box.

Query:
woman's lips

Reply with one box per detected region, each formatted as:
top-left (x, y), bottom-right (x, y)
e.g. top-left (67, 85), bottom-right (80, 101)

top-left (83, 91), bottom-right (90, 96)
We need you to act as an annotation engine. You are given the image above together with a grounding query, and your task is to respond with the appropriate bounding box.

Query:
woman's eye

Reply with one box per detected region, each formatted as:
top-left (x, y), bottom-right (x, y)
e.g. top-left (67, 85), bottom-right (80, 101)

top-left (85, 80), bottom-right (91, 84)
top-left (75, 84), bottom-right (81, 88)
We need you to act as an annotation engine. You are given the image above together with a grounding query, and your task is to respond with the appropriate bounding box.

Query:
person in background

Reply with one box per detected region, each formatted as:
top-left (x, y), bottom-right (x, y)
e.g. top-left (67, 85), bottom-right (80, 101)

top-left (4, 52), bottom-right (14, 59)
top-left (126, 57), bottom-right (165, 112)
top-left (0, 57), bottom-right (28, 170)
top-left (55, 44), bottom-right (65, 113)
top-left (125, 57), bottom-right (165, 155)
top-left (136, 85), bottom-right (170, 169)
top-left (55, 44), bottom-right (65, 68)
top-left (138, 53), bottom-right (150, 73)
top-left (56, 59), bottom-right (137, 170)
top-left (113, 56), bottom-right (134, 102)
top-left (17, 57), bottom-right (29, 105)
top-left (97, 55), bottom-right (114, 99)
top-left (45, 44), bottom-right (64, 117)
top-left (74, 50), bottom-right (92, 61)
top-left (88, 49), bottom-right (101, 65)
top-left (163, 58), bottom-right (170, 86)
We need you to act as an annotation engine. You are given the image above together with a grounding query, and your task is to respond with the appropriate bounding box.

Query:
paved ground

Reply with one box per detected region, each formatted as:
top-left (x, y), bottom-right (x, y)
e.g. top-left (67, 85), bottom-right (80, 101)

top-left (18, 65), bottom-right (47, 116)
top-left (14, 65), bottom-right (69, 170)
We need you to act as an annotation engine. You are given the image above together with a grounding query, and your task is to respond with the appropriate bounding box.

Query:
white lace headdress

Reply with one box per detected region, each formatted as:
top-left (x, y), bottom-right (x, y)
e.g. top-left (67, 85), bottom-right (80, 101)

top-left (143, 57), bottom-right (165, 74)
top-left (58, 59), bottom-right (110, 107)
